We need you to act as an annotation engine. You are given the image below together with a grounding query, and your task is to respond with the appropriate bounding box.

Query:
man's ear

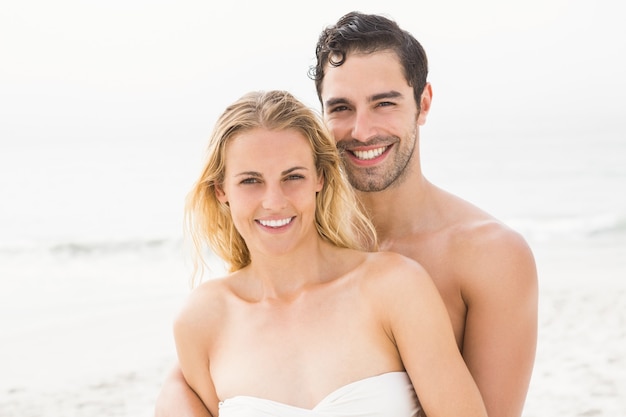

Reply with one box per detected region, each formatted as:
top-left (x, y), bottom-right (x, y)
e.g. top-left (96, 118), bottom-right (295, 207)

top-left (417, 82), bottom-right (432, 126)
top-left (215, 182), bottom-right (228, 203)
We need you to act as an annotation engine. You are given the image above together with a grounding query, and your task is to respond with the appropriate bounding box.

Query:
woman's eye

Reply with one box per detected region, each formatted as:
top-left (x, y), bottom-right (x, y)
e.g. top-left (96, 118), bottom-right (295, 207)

top-left (286, 174), bottom-right (304, 181)
top-left (240, 178), bottom-right (260, 185)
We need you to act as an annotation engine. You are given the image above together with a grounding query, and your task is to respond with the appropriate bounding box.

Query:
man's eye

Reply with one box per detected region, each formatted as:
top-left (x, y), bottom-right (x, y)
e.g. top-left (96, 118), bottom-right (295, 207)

top-left (377, 101), bottom-right (395, 107)
top-left (329, 105), bottom-right (349, 113)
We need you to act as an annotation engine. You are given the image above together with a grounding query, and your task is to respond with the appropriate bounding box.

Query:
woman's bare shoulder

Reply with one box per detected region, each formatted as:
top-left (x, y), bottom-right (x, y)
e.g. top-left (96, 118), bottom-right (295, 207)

top-left (365, 250), bottom-right (429, 273)
top-left (358, 251), bottom-right (444, 326)
top-left (174, 275), bottom-right (232, 333)
top-left (360, 251), bottom-right (433, 291)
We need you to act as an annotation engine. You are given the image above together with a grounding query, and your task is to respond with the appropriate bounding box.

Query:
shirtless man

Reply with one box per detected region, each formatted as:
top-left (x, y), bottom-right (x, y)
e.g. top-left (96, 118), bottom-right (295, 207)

top-left (155, 11), bottom-right (537, 417)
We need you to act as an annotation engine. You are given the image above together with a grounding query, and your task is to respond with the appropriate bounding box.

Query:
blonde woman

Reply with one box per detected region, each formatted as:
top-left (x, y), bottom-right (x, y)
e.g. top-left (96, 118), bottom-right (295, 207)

top-left (172, 90), bottom-right (487, 417)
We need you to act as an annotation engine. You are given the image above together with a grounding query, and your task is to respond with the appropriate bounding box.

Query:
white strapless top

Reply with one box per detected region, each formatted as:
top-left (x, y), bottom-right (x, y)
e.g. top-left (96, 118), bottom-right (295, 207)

top-left (218, 371), bottom-right (421, 416)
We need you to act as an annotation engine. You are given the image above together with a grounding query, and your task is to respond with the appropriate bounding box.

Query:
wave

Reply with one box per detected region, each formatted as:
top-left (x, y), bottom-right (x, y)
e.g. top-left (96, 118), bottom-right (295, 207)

top-left (508, 212), bottom-right (626, 242)
top-left (0, 236), bottom-right (185, 259)
top-left (586, 216), bottom-right (626, 237)
top-left (1, 213), bottom-right (625, 260)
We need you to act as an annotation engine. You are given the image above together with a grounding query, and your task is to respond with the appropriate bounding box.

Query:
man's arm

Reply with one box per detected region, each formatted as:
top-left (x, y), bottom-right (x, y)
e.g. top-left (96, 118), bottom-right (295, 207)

top-left (154, 364), bottom-right (211, 417)
top-left (461, 224), bottom-right (538, 417)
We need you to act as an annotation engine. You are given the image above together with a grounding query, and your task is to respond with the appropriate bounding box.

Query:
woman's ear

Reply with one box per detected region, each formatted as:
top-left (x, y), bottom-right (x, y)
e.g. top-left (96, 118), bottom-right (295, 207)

top-left (215, 182), bottom-right (228, 203)
top-left (316, 172), bottom-right (324, 193)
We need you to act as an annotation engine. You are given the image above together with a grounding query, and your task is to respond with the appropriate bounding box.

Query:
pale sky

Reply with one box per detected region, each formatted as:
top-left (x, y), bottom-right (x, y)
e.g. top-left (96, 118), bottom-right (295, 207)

top-left (2, 0), bottom-right (624, 142)
top-left (0, 0), bottom-right (624, 243)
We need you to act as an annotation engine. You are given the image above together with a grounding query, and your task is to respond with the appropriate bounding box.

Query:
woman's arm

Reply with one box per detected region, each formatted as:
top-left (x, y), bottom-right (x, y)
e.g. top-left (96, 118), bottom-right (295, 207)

top-left (170, 287), bottom-right (223, 417)
top-left (381, 254), bottom-right (488, 417)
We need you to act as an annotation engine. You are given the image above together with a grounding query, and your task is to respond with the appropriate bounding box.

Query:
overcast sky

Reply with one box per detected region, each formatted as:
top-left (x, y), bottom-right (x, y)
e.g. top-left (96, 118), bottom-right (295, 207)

top-left (1, 0), bottom-right (624, 144)
top-left (1, 0), bottom-right (624, 243)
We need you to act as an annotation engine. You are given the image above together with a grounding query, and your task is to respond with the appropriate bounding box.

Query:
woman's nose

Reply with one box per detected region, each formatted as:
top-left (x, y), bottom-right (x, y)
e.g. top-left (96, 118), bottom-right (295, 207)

top-left (262, 184), bottom-right (287, 210)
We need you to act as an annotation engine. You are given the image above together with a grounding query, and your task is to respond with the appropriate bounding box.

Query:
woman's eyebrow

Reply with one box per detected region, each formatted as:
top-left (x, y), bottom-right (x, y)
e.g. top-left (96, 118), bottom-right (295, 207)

top-left (282, 166), bottom-right (308, 175)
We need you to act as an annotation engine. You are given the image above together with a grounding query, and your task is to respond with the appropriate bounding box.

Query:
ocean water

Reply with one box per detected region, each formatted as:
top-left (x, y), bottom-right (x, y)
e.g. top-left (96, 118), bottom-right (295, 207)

top-left (1, 125), bottom-right (625, 416)
top-left (2, 125), bottom-right (624, 251)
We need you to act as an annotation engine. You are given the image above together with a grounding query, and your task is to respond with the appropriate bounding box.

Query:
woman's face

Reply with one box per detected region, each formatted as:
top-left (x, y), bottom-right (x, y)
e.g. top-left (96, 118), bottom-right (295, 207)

top-left (216, 127), bottom-right (324, 257)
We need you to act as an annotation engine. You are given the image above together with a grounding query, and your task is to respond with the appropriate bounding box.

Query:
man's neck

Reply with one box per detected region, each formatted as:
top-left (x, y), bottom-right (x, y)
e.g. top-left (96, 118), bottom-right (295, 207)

top-left (357, 175), bottom-right (438, 243)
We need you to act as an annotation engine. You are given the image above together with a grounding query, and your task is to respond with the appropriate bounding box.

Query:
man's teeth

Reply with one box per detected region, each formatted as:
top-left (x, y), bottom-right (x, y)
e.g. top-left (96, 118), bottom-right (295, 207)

top-left (259, 218), bottom-right (293, 228)
top-left (353, 147), bottom-right (386, 160)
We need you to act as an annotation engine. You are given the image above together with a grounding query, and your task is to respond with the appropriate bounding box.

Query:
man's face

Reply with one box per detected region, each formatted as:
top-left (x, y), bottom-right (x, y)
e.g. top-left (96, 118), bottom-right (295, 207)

top-left (320, 51), bottom-right (423, 192)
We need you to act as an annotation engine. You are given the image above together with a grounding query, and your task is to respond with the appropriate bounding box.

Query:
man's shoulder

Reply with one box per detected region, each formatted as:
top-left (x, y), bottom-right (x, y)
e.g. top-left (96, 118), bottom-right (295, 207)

top-left (451, 216), bottom-right (527, 251)
top-left (446, 214), bottom-right (537, 297)
top-left (447, 208), bottom-right (530, 256)
top-left (434, 189), bottom-right (535, 276)
top-left (437, 188), bottom-right (530, 254)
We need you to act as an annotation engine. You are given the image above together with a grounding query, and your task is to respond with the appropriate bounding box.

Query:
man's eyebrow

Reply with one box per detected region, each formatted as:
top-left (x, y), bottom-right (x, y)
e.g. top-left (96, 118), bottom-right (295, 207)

top-left (324, 90), bottom-right (404, 109)
top-left (324, 97), bottom-right (351, 108)
top-left (370, 90), bottom-right (403, 102)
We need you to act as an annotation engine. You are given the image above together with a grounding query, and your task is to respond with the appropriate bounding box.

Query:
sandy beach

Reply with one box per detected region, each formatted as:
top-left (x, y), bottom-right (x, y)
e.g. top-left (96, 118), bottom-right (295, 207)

top-left (523, 237), bottom-right (626, 417)
top-left (0, 244), bottom-right (191, 417)
top-left (1, 234), bottom-right (625, 417)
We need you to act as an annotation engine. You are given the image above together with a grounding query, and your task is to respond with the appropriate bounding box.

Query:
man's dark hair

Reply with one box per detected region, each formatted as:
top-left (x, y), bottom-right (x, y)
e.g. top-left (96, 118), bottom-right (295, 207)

top-left (309, 11), bottom-right (429, 109)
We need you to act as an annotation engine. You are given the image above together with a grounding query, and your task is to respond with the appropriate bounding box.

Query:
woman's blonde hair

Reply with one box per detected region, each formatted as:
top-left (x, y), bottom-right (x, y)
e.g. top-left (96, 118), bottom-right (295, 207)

top-left (186, 90), bottom-right (377, 283)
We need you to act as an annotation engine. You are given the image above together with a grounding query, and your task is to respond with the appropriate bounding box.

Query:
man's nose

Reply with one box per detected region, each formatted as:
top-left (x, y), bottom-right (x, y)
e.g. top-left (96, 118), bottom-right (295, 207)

top-left (351, 109), bottom-right (376, 142)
